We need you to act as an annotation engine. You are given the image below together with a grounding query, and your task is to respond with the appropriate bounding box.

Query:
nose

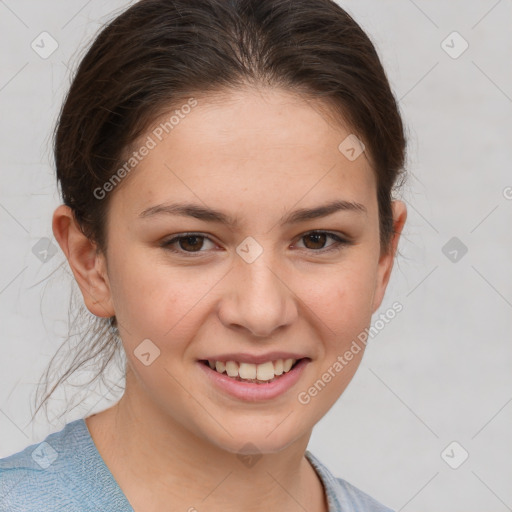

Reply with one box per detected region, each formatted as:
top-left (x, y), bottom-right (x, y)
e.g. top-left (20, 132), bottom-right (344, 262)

top-left (217, 253), bottom-right (298, 338)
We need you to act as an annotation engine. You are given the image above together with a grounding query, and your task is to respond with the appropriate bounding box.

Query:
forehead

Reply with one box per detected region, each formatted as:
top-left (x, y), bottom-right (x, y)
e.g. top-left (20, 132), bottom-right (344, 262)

top-left (111, 87), bottom-right (376, 222)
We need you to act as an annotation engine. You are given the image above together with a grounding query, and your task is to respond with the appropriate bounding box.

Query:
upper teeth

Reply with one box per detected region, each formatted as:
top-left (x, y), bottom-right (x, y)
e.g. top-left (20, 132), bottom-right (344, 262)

top-left (208, 359), bottom-right (297, 381)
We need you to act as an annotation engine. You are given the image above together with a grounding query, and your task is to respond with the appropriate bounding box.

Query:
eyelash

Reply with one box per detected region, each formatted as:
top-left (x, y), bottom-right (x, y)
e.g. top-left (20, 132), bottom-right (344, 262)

top-left (160, 230), bottom-right (352, 256)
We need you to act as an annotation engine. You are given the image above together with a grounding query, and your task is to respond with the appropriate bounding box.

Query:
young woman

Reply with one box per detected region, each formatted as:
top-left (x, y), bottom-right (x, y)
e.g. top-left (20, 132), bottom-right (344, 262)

top-left (0, 0), bottom-right (407, 510)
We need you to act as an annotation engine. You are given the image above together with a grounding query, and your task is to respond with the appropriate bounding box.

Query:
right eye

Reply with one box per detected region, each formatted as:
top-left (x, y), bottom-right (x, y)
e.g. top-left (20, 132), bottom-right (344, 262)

top-left (160, 233), bottom-right (217, 255)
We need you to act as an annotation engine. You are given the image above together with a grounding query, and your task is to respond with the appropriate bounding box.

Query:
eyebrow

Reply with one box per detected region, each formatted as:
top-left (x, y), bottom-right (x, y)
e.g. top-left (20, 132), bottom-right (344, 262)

top-left (138, 199), bottom-right (366, 227)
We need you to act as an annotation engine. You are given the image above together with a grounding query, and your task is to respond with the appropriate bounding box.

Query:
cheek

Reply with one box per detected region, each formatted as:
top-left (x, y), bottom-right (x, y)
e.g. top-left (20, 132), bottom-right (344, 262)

top-left (105, 248), bottom-right (176, 339)
top-left (302, 255), bottom-right (378, 337)
top-left (295, 267), bottom-right (375, 416)
top-left (109, 249), bottom-right (222, 347)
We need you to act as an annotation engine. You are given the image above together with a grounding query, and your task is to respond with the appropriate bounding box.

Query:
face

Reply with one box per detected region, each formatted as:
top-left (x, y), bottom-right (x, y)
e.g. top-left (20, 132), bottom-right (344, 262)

top-left (56, 86), bottom-right (405, 455)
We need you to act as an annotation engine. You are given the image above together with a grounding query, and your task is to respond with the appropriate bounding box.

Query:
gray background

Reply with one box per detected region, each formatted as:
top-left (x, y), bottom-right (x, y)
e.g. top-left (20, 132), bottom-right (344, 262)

top-left (1, 1), bottom-right (511, 510)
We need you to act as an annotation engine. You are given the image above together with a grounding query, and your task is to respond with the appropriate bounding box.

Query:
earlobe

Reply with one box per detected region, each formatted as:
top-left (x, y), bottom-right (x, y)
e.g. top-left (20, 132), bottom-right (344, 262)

top-left (52, 204), bottom-right (115, 318)
top-left (371, 200), bottom-right (407, 313)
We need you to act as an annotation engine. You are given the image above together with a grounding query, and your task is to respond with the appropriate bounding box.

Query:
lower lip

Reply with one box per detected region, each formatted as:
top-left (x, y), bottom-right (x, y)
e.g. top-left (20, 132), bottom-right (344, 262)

top-left (197, 359), bottom-right (310, 401)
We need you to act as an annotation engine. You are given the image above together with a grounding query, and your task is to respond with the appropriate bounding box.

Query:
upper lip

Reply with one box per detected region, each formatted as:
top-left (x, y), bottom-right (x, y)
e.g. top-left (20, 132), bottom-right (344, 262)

top-left (199, 352), bottom-right (310, 364)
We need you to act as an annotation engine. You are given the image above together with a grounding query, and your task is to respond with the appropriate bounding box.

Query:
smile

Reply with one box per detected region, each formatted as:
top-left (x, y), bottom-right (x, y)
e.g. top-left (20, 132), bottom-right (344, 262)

top-left (197, 358), bottom-right (310, 401)
top-left (202, 358), bottom-right (299, 383)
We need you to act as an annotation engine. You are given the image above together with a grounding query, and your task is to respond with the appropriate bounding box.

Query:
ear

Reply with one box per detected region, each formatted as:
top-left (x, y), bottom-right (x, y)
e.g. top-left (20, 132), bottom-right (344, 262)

top-left (371, 200), bottom-right (407, 313)
top-left (52, 204), bottom-right (115, 318)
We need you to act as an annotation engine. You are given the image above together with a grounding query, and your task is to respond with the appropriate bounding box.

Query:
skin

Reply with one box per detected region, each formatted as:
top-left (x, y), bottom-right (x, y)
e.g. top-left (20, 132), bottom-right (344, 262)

top-left (52, 86), bottom-right (406, 512)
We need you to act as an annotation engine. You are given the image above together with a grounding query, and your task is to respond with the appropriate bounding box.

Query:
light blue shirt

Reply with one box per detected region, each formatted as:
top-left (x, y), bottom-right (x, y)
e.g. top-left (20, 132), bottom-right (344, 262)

top-left (0, 419), bottom-right (394, 511)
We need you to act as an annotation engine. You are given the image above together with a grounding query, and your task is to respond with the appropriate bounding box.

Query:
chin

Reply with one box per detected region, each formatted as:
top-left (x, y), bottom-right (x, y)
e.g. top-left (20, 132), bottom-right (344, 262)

top-left (204, 421), bottom-right (305, 457)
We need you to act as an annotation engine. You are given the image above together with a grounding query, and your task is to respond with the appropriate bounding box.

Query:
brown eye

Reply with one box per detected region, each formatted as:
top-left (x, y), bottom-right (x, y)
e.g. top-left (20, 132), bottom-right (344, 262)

top-left (302, 232), bottom-right (328, 250)
top-left (177, 235), bottom-right (205, 252)
top-left (295, 231), bottom-right (350, 253)
top-left (161, 233), bottom-right (216, 254)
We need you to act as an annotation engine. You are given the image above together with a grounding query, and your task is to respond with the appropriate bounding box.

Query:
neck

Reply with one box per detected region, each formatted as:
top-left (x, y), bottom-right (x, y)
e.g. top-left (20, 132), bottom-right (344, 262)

top-left (85, 369), bottom-right (328, 512)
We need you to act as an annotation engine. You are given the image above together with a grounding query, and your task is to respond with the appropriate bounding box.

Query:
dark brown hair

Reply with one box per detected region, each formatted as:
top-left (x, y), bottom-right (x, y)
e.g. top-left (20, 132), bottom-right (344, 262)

top-left (33, 0), bottom-right (407, 421)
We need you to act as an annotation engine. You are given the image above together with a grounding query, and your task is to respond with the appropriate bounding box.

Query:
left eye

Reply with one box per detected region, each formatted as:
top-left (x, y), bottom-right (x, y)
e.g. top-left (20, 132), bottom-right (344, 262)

top-left (161, 231), bottom-right (349, 255)
top-left (294, 231), bottom-right (348, 252)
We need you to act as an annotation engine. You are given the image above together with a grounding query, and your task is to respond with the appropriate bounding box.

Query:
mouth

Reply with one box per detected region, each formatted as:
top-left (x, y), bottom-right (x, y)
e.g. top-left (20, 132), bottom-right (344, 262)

top-left (197, 357), bottom-right (311, 401)
top-left (198, 357), bottom-right (308, 384)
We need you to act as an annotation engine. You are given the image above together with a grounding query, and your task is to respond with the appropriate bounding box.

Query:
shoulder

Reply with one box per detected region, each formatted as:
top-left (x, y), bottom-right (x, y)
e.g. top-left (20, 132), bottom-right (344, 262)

top-left (331, 476), bottom-right (395, 512)
top-left (0, 419), bottom-right (106, 512)
top-left (305, 450), bottom-right (395, 512)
